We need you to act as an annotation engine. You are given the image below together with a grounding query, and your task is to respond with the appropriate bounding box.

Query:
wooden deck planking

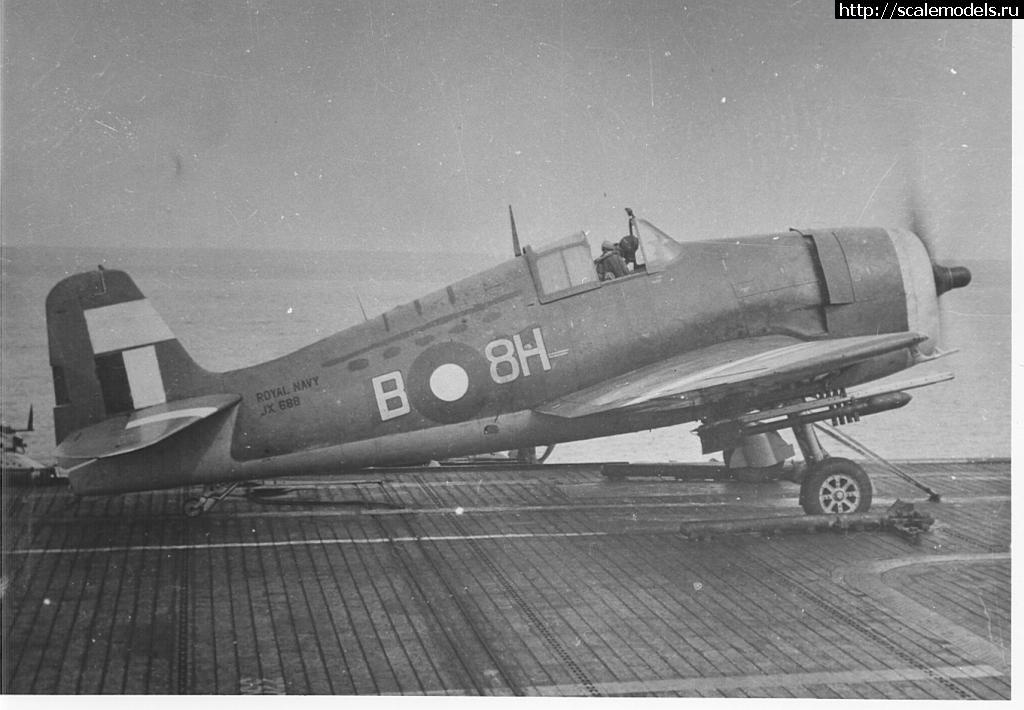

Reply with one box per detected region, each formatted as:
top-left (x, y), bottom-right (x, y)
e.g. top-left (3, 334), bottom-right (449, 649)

top-left (1, 459), bottom-right (1011, 697)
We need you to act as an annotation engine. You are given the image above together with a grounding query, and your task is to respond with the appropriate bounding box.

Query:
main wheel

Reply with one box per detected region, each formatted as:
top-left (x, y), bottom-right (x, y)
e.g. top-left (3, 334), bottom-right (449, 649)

top-left (799, 457), bottom-right (872, 515)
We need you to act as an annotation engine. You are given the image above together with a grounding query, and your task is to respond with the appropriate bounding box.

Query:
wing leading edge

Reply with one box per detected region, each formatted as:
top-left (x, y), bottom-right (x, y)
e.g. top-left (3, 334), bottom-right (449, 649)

top-left (537, 332), bottom-right (927, 419)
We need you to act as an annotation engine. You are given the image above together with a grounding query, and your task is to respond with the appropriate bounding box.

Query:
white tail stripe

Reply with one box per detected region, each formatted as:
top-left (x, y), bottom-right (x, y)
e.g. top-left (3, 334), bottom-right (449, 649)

top-left (84, 299), bottom-right (175, 355)
top-left (123, 346), bottom-right (167, 408)
top-left (126, 407), bottom-right (219, 430)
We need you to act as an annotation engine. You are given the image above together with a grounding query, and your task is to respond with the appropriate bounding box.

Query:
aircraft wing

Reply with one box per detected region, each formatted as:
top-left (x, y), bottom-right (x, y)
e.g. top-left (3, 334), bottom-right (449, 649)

top-left (56, 393), bottom-right (241, 460)
top-left (536, 332), bottom-right (926, 419)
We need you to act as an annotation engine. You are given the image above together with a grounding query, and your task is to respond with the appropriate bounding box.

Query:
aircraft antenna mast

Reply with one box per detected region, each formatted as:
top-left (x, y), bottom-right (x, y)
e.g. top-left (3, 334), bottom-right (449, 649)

top-left (509, 205), bottom-right (522, 257)
top-left (354, 292), bottom-right (369, 323)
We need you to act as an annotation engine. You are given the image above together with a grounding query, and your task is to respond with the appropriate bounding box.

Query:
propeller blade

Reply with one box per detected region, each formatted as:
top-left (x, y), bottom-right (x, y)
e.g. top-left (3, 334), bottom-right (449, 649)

top-left (902, 152), bottom-right (971, 352)
top-left (904, 154), bottom-right (939, 261)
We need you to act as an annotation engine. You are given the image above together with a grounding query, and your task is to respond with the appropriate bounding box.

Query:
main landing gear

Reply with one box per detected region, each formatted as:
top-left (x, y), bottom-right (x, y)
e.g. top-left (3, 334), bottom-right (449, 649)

top-left (723, 427), bottom-right (872, 514)
top-left (791, 421), bottom-right (872, 515)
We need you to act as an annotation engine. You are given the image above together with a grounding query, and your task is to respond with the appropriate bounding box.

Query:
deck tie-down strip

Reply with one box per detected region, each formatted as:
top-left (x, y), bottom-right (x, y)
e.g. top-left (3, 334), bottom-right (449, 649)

top-left (6, 530), bottom-right (611, 556)
top-left (509, 663), bottom-right (1004, 697)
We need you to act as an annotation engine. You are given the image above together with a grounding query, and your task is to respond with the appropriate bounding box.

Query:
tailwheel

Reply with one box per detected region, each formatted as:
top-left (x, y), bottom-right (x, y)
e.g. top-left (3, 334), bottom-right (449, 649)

top-left (799, 457), bottom-right (872, 515)
top-left (183, 482), bottom-right (242, 517)
top-left (183, 496), bottom-right (207, 518)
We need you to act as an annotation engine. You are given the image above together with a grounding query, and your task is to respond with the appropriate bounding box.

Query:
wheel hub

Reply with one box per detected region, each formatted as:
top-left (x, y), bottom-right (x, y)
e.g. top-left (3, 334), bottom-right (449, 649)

top-left (799, 457), bottom-right (873, 516)
top-left (819, 475), bottom-right (859, 514)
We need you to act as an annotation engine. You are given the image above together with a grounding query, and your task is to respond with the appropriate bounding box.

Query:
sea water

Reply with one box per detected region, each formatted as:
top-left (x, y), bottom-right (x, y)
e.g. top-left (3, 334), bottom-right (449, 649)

top-left (1, 245), bottom-right (1009, 465)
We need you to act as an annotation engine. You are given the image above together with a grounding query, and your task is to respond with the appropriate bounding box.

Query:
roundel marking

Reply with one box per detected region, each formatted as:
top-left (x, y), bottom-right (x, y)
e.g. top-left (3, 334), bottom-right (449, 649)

top-left (429, 363), bottom-right (469, 402)
top-left (408, 341), bottom-right (489, 424)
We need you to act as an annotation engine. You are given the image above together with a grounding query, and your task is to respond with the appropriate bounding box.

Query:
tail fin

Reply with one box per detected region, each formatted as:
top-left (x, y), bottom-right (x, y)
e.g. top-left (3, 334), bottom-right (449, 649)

top-left (46, 268), bottom-right (209, 445)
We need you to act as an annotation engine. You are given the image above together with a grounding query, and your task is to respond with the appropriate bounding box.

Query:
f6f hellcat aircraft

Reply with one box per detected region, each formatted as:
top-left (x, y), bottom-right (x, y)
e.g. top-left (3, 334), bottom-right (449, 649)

top-left (47, 209), bottom-right (970, 516)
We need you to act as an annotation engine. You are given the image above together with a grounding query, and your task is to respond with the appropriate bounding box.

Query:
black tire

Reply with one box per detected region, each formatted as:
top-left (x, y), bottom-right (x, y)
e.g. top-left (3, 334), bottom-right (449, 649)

top-left (799, 457), bottom-right (872, 515)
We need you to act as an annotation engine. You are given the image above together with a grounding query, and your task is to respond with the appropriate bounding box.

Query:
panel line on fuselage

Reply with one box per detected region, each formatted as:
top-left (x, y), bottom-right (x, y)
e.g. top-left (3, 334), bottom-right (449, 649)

top-left (320, 290), bottom-right (522, 368)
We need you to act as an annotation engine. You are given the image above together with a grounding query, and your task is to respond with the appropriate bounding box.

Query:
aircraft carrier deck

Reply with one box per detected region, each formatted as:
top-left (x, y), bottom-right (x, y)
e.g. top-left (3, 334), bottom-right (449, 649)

top-left (1, 459), bottom-right (1010, 698)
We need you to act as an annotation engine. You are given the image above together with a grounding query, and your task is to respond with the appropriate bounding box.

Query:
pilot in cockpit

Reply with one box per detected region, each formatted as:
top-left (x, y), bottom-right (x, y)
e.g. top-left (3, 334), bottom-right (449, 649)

top-left (618, 234), bottom-right (640, 271)
top-left (595, 240), bottom-right (629, 280)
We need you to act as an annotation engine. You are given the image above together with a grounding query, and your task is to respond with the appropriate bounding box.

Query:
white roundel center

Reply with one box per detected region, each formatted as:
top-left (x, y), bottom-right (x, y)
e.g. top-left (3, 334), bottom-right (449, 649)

top-left (429, 363), bottom-right (469, 402)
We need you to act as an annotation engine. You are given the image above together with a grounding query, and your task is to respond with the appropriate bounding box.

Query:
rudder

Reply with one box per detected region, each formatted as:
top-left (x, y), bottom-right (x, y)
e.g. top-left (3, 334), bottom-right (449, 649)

top-left (47, 268), bottom-right (209, 445)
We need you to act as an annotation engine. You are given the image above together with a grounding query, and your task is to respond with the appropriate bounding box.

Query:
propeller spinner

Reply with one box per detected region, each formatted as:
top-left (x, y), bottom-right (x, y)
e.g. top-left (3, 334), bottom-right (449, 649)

top-left (933, 262), bottom-right (971, 296)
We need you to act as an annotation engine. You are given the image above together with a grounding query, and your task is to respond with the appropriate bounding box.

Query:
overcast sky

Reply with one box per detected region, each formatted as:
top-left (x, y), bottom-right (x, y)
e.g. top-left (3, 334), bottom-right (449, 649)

top-left (2, 1), bottom-right (1010, 260)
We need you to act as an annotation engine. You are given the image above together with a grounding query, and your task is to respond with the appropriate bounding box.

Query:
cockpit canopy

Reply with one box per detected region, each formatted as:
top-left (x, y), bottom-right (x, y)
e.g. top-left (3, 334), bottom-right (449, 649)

top-left (530, 232), bottom-right (598, 298)
top-left (524, 218), bottom-right (684, 303)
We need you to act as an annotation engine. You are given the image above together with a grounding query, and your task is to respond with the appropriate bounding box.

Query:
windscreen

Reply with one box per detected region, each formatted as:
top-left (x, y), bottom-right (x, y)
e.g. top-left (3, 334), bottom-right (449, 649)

top-left (634, 219), bottom-right (684, 270)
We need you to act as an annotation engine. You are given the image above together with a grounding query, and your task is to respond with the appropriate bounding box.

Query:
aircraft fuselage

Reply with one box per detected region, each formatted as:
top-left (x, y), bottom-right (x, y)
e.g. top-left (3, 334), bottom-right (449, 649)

top-left (192, 228), bottom-right (909, 478)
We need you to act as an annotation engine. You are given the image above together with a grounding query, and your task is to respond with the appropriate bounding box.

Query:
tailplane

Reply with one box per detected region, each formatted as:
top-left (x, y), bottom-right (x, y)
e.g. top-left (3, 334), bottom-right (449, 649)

top-left (47, 268), bottom-right (209, 445)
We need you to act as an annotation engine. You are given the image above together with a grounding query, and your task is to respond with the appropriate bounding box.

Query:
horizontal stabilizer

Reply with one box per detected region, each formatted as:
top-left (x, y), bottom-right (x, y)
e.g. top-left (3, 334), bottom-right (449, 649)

top-left (56, 393), bottom-right (240, 460)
